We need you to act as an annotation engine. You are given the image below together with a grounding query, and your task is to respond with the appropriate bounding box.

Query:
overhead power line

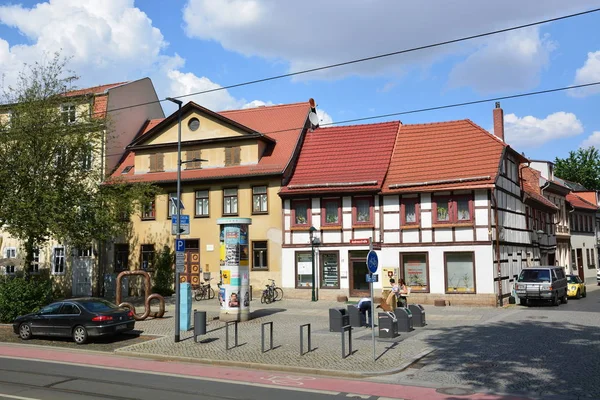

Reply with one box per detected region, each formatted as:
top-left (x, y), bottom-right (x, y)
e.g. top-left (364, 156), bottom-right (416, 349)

top-left (100, 7), bottom-right (600, 115)
top-left (103, 80), bottom-right (600, 159)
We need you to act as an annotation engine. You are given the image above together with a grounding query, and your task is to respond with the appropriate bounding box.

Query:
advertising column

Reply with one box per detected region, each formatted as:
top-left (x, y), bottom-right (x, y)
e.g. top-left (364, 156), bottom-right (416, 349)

top-left (217, 218), bottom-right (252, 322)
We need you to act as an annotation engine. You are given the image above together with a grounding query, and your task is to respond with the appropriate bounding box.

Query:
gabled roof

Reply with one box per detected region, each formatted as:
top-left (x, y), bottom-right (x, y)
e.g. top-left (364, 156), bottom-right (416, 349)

top-left (110, 101), bottom-right (311, 183)
top-left (280, 121), bottom-right (400, 195)
top-left (566, 192), bottom-right (598, 211)
top-left (521, 167), bottom-right (559, 211)
top-left (574, 191), bottom-right (597, 206)
top-left (383, 120), bottom-right (509, 193)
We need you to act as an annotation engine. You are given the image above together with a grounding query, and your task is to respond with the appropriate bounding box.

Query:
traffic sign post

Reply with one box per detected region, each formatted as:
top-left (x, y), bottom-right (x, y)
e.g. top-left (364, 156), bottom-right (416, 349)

top-left (172, 215), bottom-right (190, 235)
top-left (366, 239), bottom-right (378, 362)
top-left (175, 238), bottom-right (185, 273)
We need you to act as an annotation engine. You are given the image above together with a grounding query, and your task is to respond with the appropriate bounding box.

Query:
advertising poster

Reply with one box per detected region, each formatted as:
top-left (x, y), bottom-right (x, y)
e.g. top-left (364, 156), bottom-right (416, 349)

top-left (218, 218), bottom-right (251, 321)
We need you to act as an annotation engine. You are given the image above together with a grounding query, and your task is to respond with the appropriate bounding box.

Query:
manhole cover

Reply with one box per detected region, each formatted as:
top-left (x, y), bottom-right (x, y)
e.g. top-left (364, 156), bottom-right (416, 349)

top-left (436, 387), bottom-right (476, 396)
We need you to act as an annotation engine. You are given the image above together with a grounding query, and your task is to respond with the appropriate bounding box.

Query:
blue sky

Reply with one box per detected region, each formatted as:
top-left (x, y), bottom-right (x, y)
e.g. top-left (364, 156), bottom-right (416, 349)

top-left (1, 0), bottom-right (600, 161)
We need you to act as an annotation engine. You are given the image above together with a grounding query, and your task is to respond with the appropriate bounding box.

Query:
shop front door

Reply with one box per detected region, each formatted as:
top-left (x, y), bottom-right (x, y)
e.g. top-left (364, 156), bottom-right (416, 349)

top-left (349, 259), bottom-right (370, 297)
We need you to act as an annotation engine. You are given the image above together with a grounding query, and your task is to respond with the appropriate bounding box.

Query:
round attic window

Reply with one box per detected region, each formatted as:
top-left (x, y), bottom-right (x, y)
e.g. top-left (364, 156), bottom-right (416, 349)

top-left (188, 117), bottom-right (200, 131)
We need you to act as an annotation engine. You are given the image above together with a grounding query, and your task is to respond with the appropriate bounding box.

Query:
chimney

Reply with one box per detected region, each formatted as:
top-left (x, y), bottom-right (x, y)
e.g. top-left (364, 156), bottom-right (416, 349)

top-left (493, 102), bottom-right (504, 142)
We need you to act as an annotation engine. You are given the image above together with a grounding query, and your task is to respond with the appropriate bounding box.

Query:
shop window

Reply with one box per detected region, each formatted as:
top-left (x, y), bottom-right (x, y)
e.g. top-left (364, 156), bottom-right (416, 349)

top-left (444, 252), bottom-right (475, 293)
top-left (320, 252), bottom-right (340, 289)
top-left (400, 253), bottom-right (429, 292)
top-left (295, 252), bottom-right (313, 288)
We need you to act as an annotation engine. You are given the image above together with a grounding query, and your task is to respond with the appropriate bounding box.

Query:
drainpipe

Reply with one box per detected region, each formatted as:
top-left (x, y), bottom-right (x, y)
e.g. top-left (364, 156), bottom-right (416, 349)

top-left (491, 190), bottom-right (502, 307)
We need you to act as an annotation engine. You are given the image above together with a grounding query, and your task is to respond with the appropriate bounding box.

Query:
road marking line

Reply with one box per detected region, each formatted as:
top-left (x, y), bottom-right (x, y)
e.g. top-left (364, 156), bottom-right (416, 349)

top-left (0, 356), bottom-right (339, 396)
top-left (0, 393), bottom-right (41, 400)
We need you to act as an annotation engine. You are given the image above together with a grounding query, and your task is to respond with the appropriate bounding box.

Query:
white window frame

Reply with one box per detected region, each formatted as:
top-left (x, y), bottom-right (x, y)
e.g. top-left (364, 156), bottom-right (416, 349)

top-left (52, 246), bottom-right (66, 275)
top-left (61, 103), bottom-right (77, 124)
top-left (3, 247), bottom-right (17, 276)
top-left (31, 248), bottom-right (40, 274)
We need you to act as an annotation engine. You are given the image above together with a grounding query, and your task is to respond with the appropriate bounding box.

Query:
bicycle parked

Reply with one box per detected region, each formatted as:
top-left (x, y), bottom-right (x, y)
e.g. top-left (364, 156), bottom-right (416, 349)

top-left (261, 279), bottom-right (284, 304)
top-left (194, 278), bottom-right (215, 301)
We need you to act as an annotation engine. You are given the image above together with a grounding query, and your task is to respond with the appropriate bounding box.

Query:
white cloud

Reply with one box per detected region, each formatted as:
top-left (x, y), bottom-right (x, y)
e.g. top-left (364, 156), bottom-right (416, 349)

top-left (242, 100), bottom-right (275, 109)
top-left (0, 0), bottom-right (170, 89)
top-left (448, 28), bottom-right (555, 93)
top-left (581, 131), bottom-right (600, 148)
top-left (504, 112), bottom-right (584, 148)
top-left (183, 0), bottom-right (596, 88)
top-left (570, 51), bottom-right (600, 97)
top-left (317, 109), bottom-right (333, 126)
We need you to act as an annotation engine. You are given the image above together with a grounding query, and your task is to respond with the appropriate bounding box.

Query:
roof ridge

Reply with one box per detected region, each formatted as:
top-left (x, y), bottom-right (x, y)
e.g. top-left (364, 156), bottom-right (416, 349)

top-left (218, 101), bottom-right (309, 114)
top-left (65, 81), bottom-right (128, 95)
top-left (316, 120), bottom-right (401, 130)
top-left (402, 118), bottom-right (471, 127)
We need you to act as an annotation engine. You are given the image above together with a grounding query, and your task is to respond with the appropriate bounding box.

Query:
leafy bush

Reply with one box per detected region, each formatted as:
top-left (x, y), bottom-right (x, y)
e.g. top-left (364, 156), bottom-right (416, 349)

top-left (0, 271), bottom-right (54, 323)
top-left (152, 245), bottom-right (174, 297)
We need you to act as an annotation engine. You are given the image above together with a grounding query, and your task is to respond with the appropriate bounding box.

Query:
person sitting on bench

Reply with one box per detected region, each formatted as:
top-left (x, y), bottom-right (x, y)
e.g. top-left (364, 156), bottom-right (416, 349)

top-left (357, 297), bottom-right (372, 326)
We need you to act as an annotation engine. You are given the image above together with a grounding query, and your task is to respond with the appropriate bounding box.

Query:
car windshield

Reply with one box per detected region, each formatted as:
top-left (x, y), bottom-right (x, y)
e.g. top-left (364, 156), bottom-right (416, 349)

top-left (78, 299), bottom-right (119, 313)
top-left (567, 276), bottom-right (579, 284)
top-left (518, 269), bottom-right (551, 283)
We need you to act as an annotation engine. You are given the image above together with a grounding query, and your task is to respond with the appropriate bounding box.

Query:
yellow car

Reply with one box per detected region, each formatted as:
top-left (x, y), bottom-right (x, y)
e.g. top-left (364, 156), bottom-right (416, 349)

top-left (567, 274), bottom-right (586, 299)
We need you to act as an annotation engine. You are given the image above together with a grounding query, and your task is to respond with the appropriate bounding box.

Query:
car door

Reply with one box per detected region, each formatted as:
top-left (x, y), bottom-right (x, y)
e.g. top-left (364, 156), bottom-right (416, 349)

top-left (33, 303), bottom-right (63, 336)
top-left (54, 303), bottom-right (81, 337)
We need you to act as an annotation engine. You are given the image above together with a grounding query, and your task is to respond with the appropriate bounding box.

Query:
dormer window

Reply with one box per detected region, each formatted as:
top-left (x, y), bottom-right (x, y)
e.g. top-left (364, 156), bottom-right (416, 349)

top-left (61, 104), bottom-right (76, 124)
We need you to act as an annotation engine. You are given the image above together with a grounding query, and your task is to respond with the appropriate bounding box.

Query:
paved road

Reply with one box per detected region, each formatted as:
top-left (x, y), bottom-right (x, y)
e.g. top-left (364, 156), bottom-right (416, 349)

top-left (372, 285), bottom-right (600, 399)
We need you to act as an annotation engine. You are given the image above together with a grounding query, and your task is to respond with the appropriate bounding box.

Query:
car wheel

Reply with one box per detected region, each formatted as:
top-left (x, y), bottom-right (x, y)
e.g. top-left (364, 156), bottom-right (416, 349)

top-left (552, 294), bottom-right (560, 306)
top-left (72, 325), bottom-right (88, 345)
top-left (520, 299), bottom-right (528, 306)
top-left (562, 293), bottom-right (568, 304)
top-left (576, 289), bottom-right (581, 299)
top-left (19, 323), bottom-right (32, 340)
top-left (583, 288), bottom-right (587, 298)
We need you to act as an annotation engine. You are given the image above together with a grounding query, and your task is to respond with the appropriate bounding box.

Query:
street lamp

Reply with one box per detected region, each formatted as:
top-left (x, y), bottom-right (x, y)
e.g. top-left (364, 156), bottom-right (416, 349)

top-left (309, 226), bottom-right (320, 302)
top-left (166, 97), bottom-right (183, 343)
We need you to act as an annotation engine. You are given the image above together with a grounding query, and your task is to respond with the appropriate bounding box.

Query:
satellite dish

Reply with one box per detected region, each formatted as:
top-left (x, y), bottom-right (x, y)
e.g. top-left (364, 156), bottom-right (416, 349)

top-left (308, 111), bottom-right (319, 127)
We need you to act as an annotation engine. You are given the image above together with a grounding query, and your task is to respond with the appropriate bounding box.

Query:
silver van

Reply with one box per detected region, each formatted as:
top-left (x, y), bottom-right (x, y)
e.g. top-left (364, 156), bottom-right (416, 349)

top-left (514, 266), bottom-right (568, 306)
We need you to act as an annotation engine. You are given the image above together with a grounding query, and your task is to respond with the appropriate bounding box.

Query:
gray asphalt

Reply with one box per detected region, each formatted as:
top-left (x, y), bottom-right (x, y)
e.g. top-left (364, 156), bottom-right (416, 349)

top-left (371, 284), bottom-right (600, 399)
top-left (0, 358), bottom-right (344, 400)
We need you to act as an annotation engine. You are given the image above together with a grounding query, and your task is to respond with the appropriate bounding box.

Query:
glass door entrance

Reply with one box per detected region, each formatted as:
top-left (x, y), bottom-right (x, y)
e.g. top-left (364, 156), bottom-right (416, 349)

top-left (350, 260), bottom-right (370, 297)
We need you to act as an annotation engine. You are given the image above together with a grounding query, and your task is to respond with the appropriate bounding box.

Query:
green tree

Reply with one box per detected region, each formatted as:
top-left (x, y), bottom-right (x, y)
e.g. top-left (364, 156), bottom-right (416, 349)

top-left (0, 54), bottom-right (157, 272)
top-left (554, 147), bottom-right (600, 191)
top-left (152, 245), bottom-right (175, 297)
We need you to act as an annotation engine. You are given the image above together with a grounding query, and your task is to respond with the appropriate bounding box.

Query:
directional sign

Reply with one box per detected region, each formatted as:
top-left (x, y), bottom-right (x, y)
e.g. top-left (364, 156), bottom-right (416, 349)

top-left (171, 215), bottom-right (190, 235)
top-left (366, 250), bottom-right (379, 274)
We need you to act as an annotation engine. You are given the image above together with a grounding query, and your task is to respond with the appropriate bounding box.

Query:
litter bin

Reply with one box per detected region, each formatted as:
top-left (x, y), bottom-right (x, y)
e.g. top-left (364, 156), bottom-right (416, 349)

top-left (347, 305), bottom-right (365, 327)
top-left (194, 310), bottom-right (207, 342)
top-left (394, 307), bottom-right (413, 332)
top-left (329, 307), bottom-right (350, 332)
top-left (378, 312), bottom-right (398, 338)
top-left (408, 304), bottom-right (426, 327)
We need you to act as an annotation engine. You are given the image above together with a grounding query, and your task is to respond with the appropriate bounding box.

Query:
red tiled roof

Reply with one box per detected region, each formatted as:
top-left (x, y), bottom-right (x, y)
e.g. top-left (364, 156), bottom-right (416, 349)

top-left (575, 191), bottom-right (597, 206)
top-left (92, 95), bottom-right (108, 118)
top-left (521, 167), bottom-right (558, 210)
top-left (280, 121), bottom-right (401, 195)
top-left (566, 192), bottom-right (598, 211)
top-left (63, 82), bottom-right (128, 97)
top-left (110, 102), bottom-right (311, 183)
top-left (382, 120), bottom-right (506, 193)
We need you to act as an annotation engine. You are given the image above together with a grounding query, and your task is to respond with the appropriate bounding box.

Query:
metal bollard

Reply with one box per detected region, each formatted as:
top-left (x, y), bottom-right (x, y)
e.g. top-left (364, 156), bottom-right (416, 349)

top-left (341, 325), bottom-right (352, 358)
top-left (261, 321), bottom-right (274, 353)
top-left (300, 323), bottom-right (311, 356)
top-left (225, 320), bottom-right (238, 350)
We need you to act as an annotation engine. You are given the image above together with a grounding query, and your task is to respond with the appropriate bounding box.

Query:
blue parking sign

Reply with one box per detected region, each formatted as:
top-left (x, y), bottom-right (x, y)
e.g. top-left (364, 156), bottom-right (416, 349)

top-left (176, 239), bottom-right (185, 252)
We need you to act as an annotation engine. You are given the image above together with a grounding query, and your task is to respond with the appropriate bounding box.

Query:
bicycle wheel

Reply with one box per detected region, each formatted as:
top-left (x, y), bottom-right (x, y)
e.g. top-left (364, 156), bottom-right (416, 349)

top-left (274, 287), bottom-right (284, 301)
top-left (194, 290), bottom-right (203, 301)
top-left (208, 287), bottom-right (215, 300)
top-left (261, 292), bottom-right (266, 304)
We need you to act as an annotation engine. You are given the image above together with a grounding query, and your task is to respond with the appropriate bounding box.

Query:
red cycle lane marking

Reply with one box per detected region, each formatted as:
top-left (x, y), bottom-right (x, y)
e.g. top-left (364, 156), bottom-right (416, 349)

top-left (0, 345), bottom-right (530, 400)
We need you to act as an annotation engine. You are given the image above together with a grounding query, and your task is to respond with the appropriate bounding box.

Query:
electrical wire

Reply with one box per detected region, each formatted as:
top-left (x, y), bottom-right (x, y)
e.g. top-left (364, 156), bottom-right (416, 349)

top-left (101, 80), bottom-right (600, 159)
top-left (98, 7), bottom-right (600, 116)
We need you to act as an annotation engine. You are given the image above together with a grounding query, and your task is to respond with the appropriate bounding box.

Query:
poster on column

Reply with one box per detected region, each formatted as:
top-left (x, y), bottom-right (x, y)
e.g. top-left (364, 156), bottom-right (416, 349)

top-left (218, 219), bottom-right (251, 320)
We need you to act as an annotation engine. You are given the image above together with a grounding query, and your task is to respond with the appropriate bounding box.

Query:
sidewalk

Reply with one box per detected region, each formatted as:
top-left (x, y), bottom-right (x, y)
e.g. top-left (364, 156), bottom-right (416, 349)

top-left (114, 297), bottom-right (511, 377)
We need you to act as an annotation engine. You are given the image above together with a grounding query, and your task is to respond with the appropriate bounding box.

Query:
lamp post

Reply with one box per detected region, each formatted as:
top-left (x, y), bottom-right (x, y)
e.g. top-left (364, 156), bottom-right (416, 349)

top-left (309, 226), bottom-right (318, 302)
top-left (166, 97), bottom-right (183, 343)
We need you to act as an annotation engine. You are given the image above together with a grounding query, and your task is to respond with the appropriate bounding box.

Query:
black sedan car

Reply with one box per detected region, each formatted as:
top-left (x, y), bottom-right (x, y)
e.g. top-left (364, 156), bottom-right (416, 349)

top-left (13, 298), bottom-right (135, 344)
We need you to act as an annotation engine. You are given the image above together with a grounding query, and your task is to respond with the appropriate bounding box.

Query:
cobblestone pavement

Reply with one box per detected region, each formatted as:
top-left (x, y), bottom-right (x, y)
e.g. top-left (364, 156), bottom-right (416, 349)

top-left (116, 296), bottom-right (510, 375)
top-left (371, 285), bottom-right (600, 399)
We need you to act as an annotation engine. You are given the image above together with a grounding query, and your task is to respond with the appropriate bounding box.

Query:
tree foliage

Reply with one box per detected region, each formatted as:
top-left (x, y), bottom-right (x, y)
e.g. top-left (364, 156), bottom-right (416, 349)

top-left (554, 147), bottom-right (600, 191)
top-left (152, 245), bottom-right (175, 297)
top-left (0, 271), bottom-right (54, 323)
top-left (0, 53), bottom-right (158, 270)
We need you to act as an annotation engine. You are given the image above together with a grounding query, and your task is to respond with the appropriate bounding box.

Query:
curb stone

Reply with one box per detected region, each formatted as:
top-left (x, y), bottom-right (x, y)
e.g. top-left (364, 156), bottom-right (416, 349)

top-left (114, 347), bottom-right (436, 379)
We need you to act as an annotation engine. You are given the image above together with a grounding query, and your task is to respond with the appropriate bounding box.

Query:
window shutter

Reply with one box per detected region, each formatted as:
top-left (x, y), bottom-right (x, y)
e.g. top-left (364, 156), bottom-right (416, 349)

top-left (233, 146), bottom-right (241, 165)
top-left (156, 154), bottom-right (164, 171)
top-left (149, 154), bottom-right (156, 172)
top-left (225, 148), bottom-right (232, 166)
top-left (185, 151), bottom-right (192, 170)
